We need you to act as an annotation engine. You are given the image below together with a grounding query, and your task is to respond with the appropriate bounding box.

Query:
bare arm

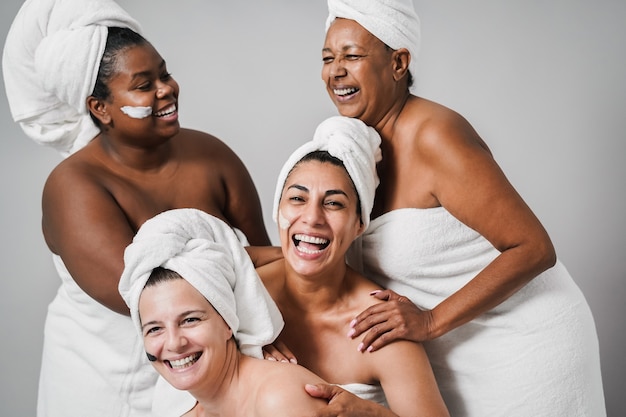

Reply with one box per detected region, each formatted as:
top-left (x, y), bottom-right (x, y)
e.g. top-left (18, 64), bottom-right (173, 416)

top-left (304, 385), bottom-right (397, 417)
top-left (217, 139), bottom-right (272, 246)
top-left (42, 165), bottom-right (134, 315)
top-left (374, 341), bottom-right (449, 417)
top-left (305, 341), bottom-right (448, 417)
top-left (351, 110), bottom-right (556, 349)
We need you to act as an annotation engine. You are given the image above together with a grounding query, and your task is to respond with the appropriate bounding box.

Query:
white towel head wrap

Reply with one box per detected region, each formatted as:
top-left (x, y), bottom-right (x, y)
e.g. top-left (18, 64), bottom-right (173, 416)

top-left (325, 0), bottom-right (421, 93)
top-left (272, 116), bottom-right (382, 230)
top-left (119, 208), bottom-right (284, 359)
top-left (2, 0), bottom-right (142, 157)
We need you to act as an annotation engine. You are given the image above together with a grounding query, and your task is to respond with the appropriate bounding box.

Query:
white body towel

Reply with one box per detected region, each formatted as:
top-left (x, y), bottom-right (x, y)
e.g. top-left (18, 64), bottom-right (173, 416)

top-left (37, 255), bottom-right (156, 417)
top-left (37, 223), bottom-right (261, 417)
top-left (339, 383), bottom-right (388, 408)
top-left (347, 207), bottom-right (606, 417)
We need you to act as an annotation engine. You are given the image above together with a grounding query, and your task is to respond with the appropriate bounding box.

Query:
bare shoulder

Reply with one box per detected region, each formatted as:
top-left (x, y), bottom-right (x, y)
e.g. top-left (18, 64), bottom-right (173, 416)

top-left (177, 128), bottom-right (237, 156)
top-left (406, 97), bottom-right (490, 155)
top-left (254, 362), bottom-right (327, 417)
top-left (43, 147), bottom-right (109, 201)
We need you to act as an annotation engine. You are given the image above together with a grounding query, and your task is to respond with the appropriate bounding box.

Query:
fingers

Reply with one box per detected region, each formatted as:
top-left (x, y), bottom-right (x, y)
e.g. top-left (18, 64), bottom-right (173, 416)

top-left (347, 301), bottom-right (398, 339)
top-left (262, 342), bottom-right (297, 364)
top-left (304, 383), bottom-right (344, 400)
top-left (274, 339), bottom-right (298, 364)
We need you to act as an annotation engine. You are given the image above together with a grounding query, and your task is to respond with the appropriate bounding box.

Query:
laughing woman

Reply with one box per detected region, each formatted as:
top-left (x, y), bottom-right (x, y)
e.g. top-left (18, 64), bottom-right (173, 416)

top-left (305, 1), bottom-right (606, 416)
top-left (3, 1), bottom-right (272, 415)
top-left (119, 209), bottom-right (327, 417)
top-left (258, 116), bottom-right (449, 417)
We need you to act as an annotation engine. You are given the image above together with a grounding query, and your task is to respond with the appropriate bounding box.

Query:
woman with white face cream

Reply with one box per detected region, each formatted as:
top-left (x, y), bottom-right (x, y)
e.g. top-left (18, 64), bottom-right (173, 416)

top-left (3, 1), bottom-right (274, 415)
top-left (258, 116), bottom-right (449, 417)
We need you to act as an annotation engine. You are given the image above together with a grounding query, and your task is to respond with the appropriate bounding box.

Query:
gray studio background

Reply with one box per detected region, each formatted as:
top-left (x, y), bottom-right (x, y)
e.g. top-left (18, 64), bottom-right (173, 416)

top-left (1, 1), bottom-right (624, 416)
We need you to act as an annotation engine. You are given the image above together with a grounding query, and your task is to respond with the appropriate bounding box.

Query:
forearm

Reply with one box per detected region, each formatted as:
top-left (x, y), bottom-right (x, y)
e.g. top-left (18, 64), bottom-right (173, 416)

top-left (430, 244), bottom-right (555, 338)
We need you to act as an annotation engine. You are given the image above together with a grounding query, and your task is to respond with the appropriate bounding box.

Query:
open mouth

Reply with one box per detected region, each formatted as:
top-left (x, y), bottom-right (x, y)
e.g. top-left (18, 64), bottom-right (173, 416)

top-left (154, 103), bottom-right (177, 117)
top-left (333, 87), bottom-right (359, 98)
top-left (165, 352), bottom-right (201, 370)
top-left (293, 233), bottom-right (330, 254)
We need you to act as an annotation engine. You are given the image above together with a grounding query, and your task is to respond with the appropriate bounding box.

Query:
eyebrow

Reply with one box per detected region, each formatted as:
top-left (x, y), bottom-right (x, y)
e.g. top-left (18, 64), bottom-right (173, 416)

top-left (287, 184), bottom-right (349, 198)
top-left (130, 59), bottom-right (167, 82)
top-left (140, 308), bottom-right (206, 331)
top-left (322, 44), bottom-right (362, 54)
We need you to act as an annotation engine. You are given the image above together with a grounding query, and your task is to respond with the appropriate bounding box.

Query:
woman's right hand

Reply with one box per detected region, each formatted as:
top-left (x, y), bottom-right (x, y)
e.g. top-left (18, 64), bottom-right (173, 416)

top-left (348, 289), bottom-right (437, 352)
top-left (305, 384), bottom-right (397, 417)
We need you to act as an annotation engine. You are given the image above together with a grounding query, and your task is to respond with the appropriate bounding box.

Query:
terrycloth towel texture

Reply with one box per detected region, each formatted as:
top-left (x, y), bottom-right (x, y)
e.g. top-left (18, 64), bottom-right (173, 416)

top-left (2, 0), bottom-right (141, 156)
top-left (338, 383), bottom-right (388, 407)
top-left (119, 208), bottom-right (284, 359)
top-left (347, 207), bottom-right (606, 416)
top-left (326, 0), bottom-right (421, 93)
top-left (273, 116), bottom-right (381, 230)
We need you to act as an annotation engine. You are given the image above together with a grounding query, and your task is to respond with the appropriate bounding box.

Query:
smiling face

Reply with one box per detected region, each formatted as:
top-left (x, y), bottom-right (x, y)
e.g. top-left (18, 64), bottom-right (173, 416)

top-left (88, 42), bottom-right (180, 145)
top-left (322, 18), bottom-right (397, 127)
top-left (278, 159), bottom-right (364, 277)
top-left (138, 276), bottom-right (233, 394)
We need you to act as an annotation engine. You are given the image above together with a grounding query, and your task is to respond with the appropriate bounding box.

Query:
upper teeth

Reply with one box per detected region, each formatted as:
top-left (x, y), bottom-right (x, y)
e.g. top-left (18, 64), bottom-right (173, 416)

top-left (333, 87), bottom-right (358, 96)
top-left (294, 234), bottom-right (329, 245)
top-left (168, 353), bottom-right (198, 369)
top-left (154, 104), bottom-right (176, 117)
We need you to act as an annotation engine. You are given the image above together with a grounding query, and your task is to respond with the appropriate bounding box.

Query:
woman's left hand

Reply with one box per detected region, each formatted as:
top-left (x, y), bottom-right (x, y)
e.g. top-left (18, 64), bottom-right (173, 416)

top-left (348, 289), bottom-right (435, 352)
top-left (262, 339), bottom-right (298, 364)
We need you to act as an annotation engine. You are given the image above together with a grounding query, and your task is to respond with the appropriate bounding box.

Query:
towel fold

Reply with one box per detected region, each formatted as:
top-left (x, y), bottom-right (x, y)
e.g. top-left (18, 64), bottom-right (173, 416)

top-left (326, 0), bottom-right (420, 92)
top-left (119, 208), bottom-right (283, 359)
top-left (272, 116), bottom-right (381, 230)
top-left (2, 0), bottom-right (141, 156)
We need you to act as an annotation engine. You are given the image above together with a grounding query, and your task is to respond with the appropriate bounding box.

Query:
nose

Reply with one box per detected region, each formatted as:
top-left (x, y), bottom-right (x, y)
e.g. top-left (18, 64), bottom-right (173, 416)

top-left (301, 200), bottom-right (325, 226)
top-left (164, 327), bottom-right (188, 353)
top-left (329, 59), bottom-right (347, 79)
top-left (156, 79), bottom-right (175, 99)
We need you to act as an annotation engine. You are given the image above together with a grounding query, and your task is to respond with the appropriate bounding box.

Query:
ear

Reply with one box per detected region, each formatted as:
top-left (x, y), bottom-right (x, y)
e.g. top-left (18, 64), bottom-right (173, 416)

top-left (391, 48), bottom-right (411, 82)
top-left (86, 96), bottom-right (112, 126)
top-left (355, 218), bottom-right (366, 238)
top-left (225, 327), bottom-right (233, 341)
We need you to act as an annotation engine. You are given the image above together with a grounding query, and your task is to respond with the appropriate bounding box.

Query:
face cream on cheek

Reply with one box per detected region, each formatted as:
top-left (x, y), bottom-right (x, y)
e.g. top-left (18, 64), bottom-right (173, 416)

top-left (278, 210), bottom-right (291, 230)
top-left (120, 105), bottom-right (152, 119)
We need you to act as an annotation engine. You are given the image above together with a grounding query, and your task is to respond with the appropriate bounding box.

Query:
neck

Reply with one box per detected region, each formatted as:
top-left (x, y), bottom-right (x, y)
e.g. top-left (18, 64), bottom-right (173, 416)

top-left (373, 90), bottom-right (411, 142)
top-left (282, 261), bottom-right (352, 313)
top-left (95, 133), bottom-right (175, 173)
top-left (190, 340), bottom-right (242, 417)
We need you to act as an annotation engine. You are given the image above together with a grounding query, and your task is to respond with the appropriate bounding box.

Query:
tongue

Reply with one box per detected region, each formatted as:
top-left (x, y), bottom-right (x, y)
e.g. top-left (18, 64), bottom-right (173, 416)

top-left (298, 240), bottom-right (323, 251)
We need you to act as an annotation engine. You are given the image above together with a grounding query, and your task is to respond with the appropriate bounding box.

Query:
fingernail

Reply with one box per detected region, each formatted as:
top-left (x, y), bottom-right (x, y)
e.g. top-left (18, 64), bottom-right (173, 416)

top-left (357, 342), bottom-right (364, 352)
top-left (281, 358), bottom-right (289, 363)
top-left (347, 328), bottom-right (355, 337)
top-left (367, 345), bottom-right (373, 352)
top-left (290, 358), bottom-right (298, 364)
top-left (369, 290), bottom-right (381, 296)
top-left (350, 318), bottom-right (357, 328)
top-left (267, 357), bottom-right (276, 361)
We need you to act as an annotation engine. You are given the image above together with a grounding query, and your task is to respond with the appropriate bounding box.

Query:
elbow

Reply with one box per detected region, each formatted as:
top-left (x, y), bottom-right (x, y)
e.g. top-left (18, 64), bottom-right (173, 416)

top-left (532, 234), bottom-right (557, 274)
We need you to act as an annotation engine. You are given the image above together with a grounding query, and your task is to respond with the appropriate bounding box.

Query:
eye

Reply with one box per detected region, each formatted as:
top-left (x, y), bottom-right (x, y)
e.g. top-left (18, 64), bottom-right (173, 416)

top-left (136, 81), bottom-right (152, 91)
top-left (324, 199), bottom-right (346, 209)
top-left (160, 72), bottom-right (172, 81)
top-left (345, 54), bottom-right (362, 60)
top-left (322, 55), bottom-right (334, 64)
top-left (182, 317), bottom-right (200, 326)
top-left (144, 325), bottom-right (161, 336)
